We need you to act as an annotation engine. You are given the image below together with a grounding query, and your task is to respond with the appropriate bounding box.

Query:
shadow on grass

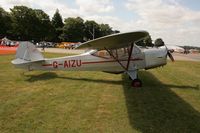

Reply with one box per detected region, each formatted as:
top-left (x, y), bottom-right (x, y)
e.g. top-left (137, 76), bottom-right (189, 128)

top-left (122, 71), bottom-right (200, 133)
top-left (25, 72), bottom-right (199, 90)
top-left (25, 71), bottom-right (200, 132)
top-left (25, 72), bottom-right (123, 85)
top-left (25, 72), bottom-right (58, 81)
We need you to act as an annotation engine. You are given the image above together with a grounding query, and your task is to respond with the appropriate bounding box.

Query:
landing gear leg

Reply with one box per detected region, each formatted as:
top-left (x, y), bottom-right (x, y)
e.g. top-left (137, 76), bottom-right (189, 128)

top-left (127, 70), bottom-right (142, 87)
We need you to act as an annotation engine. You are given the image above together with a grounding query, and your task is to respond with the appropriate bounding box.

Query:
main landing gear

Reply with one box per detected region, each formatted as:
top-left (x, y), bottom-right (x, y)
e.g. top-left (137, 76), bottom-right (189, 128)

top-left (129, 73), bottom-right (142, 87)
top-left (131, 78), bottom-right (142, 87)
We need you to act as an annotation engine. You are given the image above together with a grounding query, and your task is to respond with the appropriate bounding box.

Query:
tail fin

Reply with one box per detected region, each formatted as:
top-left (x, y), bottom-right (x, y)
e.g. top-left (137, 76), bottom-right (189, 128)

top-left (12, 42), bottom-right (44, 66)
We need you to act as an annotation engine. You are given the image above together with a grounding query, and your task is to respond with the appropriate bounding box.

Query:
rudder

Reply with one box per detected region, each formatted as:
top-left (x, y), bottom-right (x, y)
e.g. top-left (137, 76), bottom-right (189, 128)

top-left (15, 41), bottom-right (44, 61)
top-left (12, 42), bottom-right (44, 67)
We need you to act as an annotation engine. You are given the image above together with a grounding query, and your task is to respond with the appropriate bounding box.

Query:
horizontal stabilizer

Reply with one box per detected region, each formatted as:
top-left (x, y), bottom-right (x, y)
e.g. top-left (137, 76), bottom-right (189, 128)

top-left (11, 58), bottom-right (43, 65)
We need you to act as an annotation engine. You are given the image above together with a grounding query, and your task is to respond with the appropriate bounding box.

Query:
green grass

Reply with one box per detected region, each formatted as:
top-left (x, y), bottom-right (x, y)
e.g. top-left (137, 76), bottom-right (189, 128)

top-left (0, 53), bottom-right (200, 133)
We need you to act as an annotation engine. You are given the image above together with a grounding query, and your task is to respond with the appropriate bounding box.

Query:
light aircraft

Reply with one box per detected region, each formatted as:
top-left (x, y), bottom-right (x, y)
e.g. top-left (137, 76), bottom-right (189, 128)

top-left (11, 31), bottom-right (174, 87)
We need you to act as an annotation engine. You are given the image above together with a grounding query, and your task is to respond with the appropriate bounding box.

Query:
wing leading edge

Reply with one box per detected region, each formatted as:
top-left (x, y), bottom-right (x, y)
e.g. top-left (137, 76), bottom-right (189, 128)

top-left (77, 31), bottom-right (150, 50)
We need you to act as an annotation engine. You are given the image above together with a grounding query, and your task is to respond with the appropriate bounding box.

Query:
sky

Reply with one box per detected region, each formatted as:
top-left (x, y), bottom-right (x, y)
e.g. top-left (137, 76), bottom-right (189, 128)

top-left (0, 0), bottom-right (200, 47)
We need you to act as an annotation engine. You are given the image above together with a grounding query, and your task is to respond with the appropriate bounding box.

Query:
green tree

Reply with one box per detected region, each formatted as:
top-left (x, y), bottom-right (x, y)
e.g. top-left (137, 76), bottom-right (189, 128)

top-left (10, 6), bottom-right (55, 42)
top-left (99, 24), bottom-right (113, 37)
top-left (51, 9), bottom-right (64, 42)
top-left (61, 17), bottom-right (84, 42)
top-left (10, 6), bottom-right (38, 40)
top-left (84, 20), bottom-right (101, 40)
top-left (113, 30), bottom-right (120, 34)
top-left (52, 9), bottom-right (64, 29)
top-left (0, 7), bottom-right (12, 38)
top-left (34, 9), bottom-right (55, 41)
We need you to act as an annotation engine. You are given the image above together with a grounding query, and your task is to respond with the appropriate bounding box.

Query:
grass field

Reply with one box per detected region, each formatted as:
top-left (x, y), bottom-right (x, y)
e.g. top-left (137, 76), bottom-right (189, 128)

top-left (0, 53), bottom-right (200, 133)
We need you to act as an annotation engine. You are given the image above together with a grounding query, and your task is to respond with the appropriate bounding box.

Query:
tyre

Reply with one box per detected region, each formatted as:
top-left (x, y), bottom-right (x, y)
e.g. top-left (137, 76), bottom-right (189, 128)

top-left (132, 79), bottom-right (142, 87)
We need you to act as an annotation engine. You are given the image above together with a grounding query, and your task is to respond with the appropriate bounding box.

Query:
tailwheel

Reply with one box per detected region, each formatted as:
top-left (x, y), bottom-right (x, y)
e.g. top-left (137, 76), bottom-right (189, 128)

top-left (132, 79), bottom-right (142, 87)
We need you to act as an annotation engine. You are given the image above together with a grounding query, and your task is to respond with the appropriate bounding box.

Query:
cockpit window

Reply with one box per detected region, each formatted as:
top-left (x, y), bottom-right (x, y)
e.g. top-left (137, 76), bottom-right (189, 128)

top-left (92, 50), bottom-right (111, 59)
top-left (92, 47), bottom-right (131, 59)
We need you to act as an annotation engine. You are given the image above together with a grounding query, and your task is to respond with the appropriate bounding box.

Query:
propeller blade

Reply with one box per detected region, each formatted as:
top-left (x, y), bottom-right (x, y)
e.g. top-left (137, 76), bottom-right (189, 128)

top-left (167, 51), bottom-right (174, 62)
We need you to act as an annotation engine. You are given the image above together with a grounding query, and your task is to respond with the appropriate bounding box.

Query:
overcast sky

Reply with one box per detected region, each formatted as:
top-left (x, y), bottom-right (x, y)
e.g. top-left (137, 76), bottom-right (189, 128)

top-left (1, 0), bottom-right (200, 46)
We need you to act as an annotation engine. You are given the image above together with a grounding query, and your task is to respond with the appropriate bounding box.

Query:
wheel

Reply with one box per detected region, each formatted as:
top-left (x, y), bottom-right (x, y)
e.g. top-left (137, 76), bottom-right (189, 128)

top-left (132, 79), bottom-right (142, 87)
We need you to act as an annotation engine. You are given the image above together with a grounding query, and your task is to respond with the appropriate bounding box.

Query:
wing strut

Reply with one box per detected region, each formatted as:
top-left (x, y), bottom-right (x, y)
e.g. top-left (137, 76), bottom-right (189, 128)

top-left (126, 43), bottom-right (134, 70)
top-left (104, 47), bottom-right (127, 70)
top-left (104, 42), bottom-right (134, 71)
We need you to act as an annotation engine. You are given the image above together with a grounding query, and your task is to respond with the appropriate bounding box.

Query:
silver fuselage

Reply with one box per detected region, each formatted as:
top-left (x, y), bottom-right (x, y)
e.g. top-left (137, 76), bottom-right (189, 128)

top-left (13, 45), bottom-right (167, 72)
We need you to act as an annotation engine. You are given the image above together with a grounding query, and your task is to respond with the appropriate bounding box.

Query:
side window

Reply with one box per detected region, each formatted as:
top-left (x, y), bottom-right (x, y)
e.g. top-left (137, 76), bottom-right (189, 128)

top-left (92, 46), bottom-right (134, 59)
top-left (92, 50), bottom-right (111, 59)
top-left (117, 48), bottom-right (127, 57)
top-left (133, 46), bottom-right (140, 54)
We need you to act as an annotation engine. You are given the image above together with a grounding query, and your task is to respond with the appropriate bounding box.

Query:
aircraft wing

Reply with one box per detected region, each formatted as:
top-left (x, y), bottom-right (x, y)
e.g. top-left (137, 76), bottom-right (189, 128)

top-left (77, 31), bottom-right (150, 50)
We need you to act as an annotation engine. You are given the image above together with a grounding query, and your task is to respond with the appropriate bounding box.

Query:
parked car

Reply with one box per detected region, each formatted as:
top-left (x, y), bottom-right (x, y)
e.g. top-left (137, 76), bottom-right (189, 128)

top-left (56, 42), bottom-right (80, 49)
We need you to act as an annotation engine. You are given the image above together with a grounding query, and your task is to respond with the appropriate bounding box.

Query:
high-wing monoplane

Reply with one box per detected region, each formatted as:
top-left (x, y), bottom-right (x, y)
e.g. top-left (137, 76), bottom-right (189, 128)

top-left (12, 31), bottom-right (174, 87)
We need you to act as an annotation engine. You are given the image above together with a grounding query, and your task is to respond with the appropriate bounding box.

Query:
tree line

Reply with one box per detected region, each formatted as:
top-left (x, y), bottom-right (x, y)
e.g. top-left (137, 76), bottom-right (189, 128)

top-left (0, 6), bottom-right (120, 42)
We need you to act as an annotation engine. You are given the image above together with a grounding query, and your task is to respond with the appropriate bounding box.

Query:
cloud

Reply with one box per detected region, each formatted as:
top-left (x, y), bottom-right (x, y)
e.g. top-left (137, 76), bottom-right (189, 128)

top-left (126, 0), bottom-right (187, 29)
top-left (0, 0), bottom-right (200, 46)
top-left (0, 0), bottom-right (31, 11)
top-left (75, 0), bottom-right (114, 14)
top-left (0, 0), bottom-right (81, 18)
top-left (124, 0), bottom-right (200, 46)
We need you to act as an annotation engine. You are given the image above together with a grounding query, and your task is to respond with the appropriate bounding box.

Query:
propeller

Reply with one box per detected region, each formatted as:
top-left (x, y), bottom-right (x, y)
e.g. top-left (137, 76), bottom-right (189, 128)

top-left (167, 50), bottom-right (174, 62)
top-left (154, 38), bottom-right (175, 62)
